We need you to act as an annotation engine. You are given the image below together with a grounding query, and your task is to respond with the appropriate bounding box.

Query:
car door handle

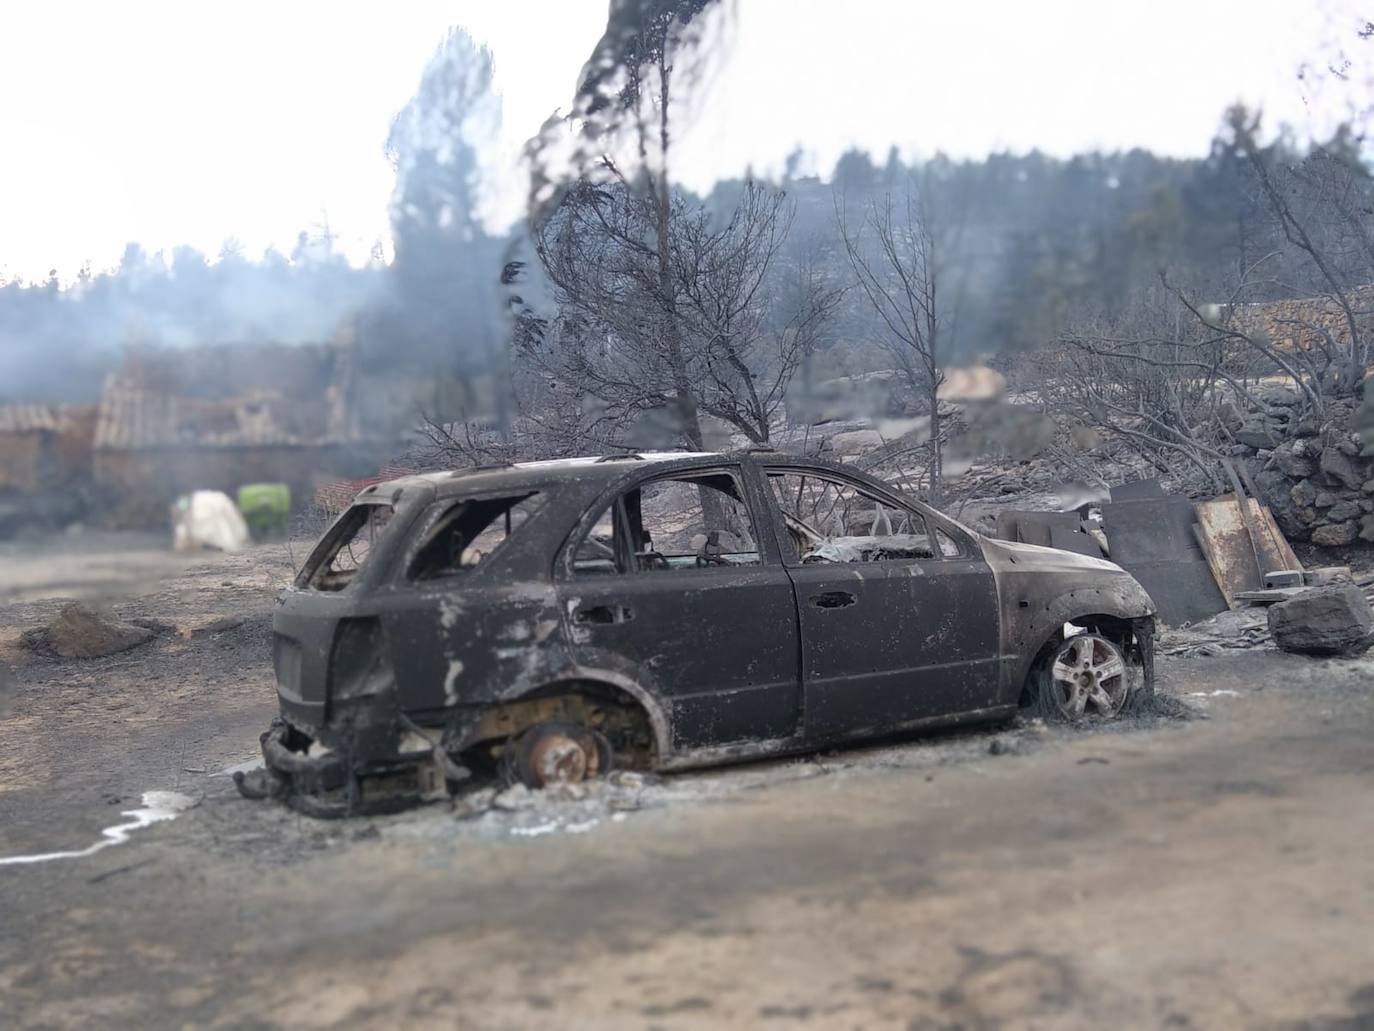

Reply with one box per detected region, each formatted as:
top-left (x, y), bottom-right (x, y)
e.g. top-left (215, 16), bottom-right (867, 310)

top-left (809, 591), bottom-right (857, 609)
top-left (574, 604), bottom-right (634, 625)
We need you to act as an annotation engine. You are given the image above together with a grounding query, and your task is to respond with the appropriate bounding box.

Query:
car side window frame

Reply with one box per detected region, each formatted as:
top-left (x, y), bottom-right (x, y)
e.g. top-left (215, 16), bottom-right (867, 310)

top-left (760, 464), bottom-right (962, 567)
top-left (559, 463), bottom-right (770, 579)
top-left (391, 487), bottom-right (546, 587)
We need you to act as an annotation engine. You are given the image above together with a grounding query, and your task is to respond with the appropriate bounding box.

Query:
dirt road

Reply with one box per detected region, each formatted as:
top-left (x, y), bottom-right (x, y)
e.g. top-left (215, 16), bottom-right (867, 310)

top-left (2, 541), bottom-right (1372, 1028)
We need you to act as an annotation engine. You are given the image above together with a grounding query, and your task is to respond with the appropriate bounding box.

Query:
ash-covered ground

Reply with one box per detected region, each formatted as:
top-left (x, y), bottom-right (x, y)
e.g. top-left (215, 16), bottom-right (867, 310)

top-left (2, 534), bottom-right (1372, 1028)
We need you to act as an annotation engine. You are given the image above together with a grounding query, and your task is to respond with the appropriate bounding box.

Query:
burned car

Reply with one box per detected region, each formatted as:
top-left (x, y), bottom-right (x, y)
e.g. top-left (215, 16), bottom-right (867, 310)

top-left (239, 451), bottom-right (1155, 816)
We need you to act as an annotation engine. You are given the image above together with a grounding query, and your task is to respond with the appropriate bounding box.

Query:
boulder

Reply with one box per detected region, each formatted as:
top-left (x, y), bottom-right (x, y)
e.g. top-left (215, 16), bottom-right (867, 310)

top-left (1326, 499), bottom-right (1364, 523)
top-left (1273, 442), bottom-right (1316, 479)
top-left (1235, 418), bottom-right (1278, 449)
top-left (1311, 521), bottom-right (1359, 547)
top-left (1361, 514), bottom-right (1374, 543)
top-left (1362, 478), bottom-right (1374, 495)
top-left (1256, 384), bottom-right (1301, 408)
top-left (1320, 446), bottom-right (1366, 490)
top-left (1254, 466), bottom-right (1309, 539)
top-left (21, 603), bottom-right (154, 659)
top-left (1267, 585), bottom-right (1373, 656)
top-left (1314, 489), bottom-right (1340, 508)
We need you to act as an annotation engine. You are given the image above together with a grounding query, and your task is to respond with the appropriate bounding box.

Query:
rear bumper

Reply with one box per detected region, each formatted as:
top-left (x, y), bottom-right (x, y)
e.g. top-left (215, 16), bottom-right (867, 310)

top-left (236, 717), bottom-right (450, 818)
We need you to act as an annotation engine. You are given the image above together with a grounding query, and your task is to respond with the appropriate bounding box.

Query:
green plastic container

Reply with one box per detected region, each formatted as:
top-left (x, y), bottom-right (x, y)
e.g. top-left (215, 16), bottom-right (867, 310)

top-left (237, 483), bottom-right (291, 537)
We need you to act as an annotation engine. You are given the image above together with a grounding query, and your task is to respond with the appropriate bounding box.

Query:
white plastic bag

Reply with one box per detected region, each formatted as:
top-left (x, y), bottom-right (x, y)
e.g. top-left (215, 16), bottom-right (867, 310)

top-left (171, 491), bottom-right (251, 553)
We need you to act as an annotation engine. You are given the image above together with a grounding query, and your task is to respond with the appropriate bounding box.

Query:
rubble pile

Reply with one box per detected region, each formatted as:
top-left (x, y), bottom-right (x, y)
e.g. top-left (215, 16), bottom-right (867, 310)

top-left (1159, 608), bottom-right (1272, 657)
top-left (21, 602), bottom-right (154, 659)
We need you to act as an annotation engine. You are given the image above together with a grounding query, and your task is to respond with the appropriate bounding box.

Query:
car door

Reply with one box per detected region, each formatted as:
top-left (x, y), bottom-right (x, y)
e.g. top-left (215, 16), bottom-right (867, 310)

top-left (763, 465), bottom-right (1002, 741)
top-left (557, 465), bottom-right (802, 751)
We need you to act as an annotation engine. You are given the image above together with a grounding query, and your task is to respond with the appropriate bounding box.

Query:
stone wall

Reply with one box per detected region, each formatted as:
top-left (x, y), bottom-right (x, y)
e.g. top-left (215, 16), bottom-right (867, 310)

top-left (1244, 390), bottom-right (1374, 547)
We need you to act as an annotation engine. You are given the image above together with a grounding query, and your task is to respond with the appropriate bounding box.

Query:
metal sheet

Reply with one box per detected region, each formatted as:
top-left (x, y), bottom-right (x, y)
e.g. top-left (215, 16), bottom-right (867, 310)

top-left (1049, 523), bottom-right (1106, 557)
top-left (1120, 559), bottom-right (1230, 626)
top-left (1100, 497), bottom-right (1207, 565)
top-left (1110, 478), bottom-right (1166, 502)
top-left (995, 510), bottom-right (1103, 557)
top-left (1099, 497), bottom-right (1227, 625)
top-left (1194, 496), bottom-right (1303, 607)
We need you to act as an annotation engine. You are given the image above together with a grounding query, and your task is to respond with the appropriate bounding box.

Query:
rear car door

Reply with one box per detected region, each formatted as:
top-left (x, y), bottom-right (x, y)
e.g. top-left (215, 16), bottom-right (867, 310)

top-left (557, 465), bottom-right (802, 751)
top-left (763, 465), bottom-right (1002, 741)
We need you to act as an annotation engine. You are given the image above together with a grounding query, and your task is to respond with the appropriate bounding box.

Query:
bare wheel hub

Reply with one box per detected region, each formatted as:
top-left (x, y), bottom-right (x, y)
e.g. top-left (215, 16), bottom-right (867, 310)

top-left (1049, 632), bottom-right (1129, 720)
top-left (529, 733), bottom-right (591, 784)
top-left (511, 722), bottom-right (610, 788)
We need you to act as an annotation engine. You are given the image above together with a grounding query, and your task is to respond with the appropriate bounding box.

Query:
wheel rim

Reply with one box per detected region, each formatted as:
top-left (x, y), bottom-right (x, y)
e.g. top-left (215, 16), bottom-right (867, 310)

top-left (1049, 633), bottom-right (1128, 719)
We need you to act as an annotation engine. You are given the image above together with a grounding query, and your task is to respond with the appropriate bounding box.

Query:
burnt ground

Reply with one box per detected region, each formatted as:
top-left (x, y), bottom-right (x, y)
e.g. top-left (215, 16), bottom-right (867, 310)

top-left (2, 536), bottom-right (1373, 1028)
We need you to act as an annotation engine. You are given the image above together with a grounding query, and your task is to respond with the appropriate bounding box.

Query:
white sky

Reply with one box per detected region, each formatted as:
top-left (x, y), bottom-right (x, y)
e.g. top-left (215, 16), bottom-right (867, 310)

top-left (0, 0), bottom-right (1363, 283)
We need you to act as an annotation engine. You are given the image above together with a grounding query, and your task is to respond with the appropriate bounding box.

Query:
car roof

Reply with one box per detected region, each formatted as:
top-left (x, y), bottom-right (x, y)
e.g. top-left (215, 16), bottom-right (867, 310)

top-left (356, 450), bottom-right (741, 502)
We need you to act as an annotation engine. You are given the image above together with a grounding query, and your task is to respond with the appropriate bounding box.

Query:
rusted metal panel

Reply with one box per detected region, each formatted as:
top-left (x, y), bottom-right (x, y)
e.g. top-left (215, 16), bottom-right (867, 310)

top-left (1194, 496), bottom-right (1303, 607)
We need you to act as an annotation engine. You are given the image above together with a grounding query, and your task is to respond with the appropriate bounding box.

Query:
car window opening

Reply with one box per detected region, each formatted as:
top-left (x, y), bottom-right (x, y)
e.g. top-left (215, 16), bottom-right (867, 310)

top-left (767, 472), bottom-right (936, 563)
top-left (305, 502), bottom-right (394, 591)
top-left (573, 473), bottom-right (761, 575)
top-left (409, 493), bottom-right (541, 580)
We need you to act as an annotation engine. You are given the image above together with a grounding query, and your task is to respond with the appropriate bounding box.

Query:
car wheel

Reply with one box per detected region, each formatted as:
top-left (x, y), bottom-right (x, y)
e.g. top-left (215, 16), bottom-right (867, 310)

top-left (504, 721), bottom-right (615, 789)
top-left (1037, 631), bottom-right (1131, 721)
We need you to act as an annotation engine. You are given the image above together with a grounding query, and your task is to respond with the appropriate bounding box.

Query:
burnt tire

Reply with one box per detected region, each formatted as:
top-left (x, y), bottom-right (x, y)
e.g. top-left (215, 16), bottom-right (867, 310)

top-left (502, 721), bottom-right (614, 789)
top-left (1032, 631), bottom-right (1133, 723)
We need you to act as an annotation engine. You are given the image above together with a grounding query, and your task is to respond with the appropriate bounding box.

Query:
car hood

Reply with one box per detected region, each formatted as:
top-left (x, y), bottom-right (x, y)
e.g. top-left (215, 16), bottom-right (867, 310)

top-left (978, 536), bottom-right (1125, 575)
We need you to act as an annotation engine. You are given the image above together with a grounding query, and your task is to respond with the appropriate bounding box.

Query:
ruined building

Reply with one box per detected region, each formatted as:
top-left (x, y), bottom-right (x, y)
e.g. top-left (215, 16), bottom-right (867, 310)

top-left (92, 342), bottom-right (397, 526)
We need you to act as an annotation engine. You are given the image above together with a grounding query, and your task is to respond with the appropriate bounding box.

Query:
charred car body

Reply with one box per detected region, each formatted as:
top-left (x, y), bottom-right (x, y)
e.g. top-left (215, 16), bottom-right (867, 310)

top-left (239, 451), bottom-right (1156, 816)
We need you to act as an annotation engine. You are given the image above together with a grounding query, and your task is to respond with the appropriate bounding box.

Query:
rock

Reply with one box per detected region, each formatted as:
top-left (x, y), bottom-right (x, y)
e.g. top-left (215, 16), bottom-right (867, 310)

top-left (1310, 520), bottom-right (1359, 547)
top-left (1257, 384), bottom-right (1301, 407)
top-left (1314, 490), bottom-right (1340, 508)
top-left (1362, 500), bottom-right (1374, 514)
top-left (1362, 478), bottom-right (1374, 495)
top-left (1320, 446), bottom-right (1366, 490)
top-left (1273, 442), bottom-right (1316, 479)
top-left (1235, 419), bottom-right (1278, 449)
top-left (1267, 585), bottom-right (1374, 656)
top-left (21, 603), bottom-right (154, 659)
top-left (1290, 479), bottom-right (1319, 508)
top-left (1335, 436), bottom-right (1362, 457)
top-left (1326, 499), bottom-right (1364, 522)
top-left (1254, 466), bottom-right (1309, 539)
top-left (1361, 514), bottom-right (1374, 543)
top-left (826, 429), bottom-right (885, 457)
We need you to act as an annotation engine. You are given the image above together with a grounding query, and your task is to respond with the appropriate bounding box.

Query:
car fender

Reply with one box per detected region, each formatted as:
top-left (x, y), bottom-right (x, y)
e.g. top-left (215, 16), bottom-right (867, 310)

top-left (1000, 579), bottom-right (1155, 694)
top-left (501, 644), bottom-right (676, 761)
